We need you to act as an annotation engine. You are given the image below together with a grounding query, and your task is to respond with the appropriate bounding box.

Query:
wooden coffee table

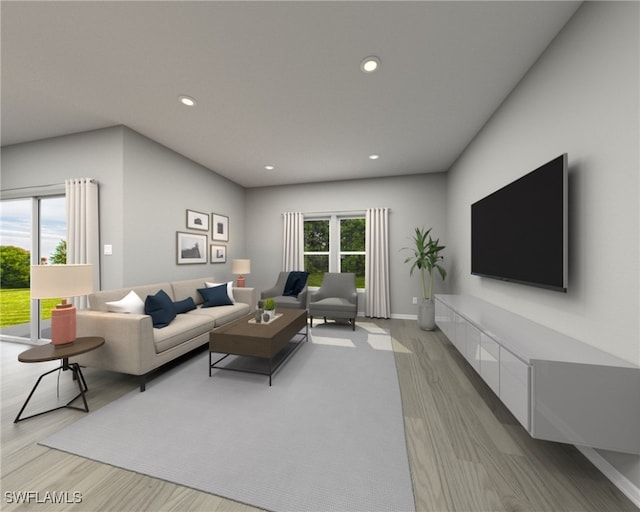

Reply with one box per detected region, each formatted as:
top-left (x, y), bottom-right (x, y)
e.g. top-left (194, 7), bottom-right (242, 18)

top-left (14, 336), bottom-right (105, 423)
top-left (209, 308), bottom-right (308, 386)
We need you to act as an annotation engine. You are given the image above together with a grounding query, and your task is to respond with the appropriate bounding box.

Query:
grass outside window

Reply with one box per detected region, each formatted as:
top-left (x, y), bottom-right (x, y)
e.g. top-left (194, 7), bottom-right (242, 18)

top-left (0, 289), bottom-right (59, 327)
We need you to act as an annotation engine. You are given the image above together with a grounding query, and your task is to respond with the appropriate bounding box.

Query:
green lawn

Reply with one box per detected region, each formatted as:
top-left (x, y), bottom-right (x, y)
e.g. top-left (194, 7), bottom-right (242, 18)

top-left (0, 288), bottom-right (59, 327)
top-left (307, 272), bottom-right (365, 288)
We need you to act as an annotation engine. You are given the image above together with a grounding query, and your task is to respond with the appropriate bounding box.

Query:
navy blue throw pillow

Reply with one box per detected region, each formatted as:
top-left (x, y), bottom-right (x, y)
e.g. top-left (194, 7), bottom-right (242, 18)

top-left (174, 297), bottom-right (197, 314)
top-left (144, 289), bottom-right (177, 328)
top-left (198, 284), bottom-right (233, 308)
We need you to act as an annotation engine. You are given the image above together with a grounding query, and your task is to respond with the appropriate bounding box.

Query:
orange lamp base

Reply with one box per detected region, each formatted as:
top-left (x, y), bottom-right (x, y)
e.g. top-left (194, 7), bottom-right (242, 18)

top-left (51, 303), bottom-right (76, 346)
top-left (236, 276), bottom-right (246, 288)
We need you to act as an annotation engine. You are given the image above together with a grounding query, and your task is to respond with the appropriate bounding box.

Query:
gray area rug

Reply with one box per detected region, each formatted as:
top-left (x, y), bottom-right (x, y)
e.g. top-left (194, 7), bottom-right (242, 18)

top-left (41, 322), bottom-right (415, 512)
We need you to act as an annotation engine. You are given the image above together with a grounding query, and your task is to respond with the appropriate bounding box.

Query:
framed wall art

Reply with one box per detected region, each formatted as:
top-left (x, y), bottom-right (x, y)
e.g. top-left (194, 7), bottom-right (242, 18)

top-left (211, 213), bottom-right (229, 242)
top-left (210, 244), bottom-right (227, 264)
top-left (176, 232), bottom-right (208, 264)
top-left (186, 209), bottom-right (209, 231)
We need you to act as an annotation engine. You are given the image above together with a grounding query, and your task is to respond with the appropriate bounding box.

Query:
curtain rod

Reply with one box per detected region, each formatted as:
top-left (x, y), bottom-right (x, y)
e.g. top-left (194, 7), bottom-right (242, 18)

top-left (1, 179), bottom-right (99, 200)
top-left (1, 179), bottom-right (97, 191)
top-left (283, 208), bottom-right (390, 216)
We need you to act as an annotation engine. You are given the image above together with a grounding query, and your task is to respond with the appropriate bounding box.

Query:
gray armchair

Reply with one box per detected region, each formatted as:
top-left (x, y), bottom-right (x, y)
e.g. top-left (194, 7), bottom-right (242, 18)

top-left (308, 272), bottom-right (358, 330)
top-left (259, 271), bottom-right (309, 310)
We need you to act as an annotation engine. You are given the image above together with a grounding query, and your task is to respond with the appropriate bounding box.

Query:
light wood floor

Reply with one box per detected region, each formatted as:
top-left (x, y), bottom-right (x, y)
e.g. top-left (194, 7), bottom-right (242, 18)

top-left (1, 319), bottom-right (637, 512)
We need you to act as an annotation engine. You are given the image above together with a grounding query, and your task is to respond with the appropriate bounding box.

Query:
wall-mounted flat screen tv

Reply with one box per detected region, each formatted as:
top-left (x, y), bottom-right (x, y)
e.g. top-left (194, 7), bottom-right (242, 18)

top-left (471, 154), bottom-right (567, 292)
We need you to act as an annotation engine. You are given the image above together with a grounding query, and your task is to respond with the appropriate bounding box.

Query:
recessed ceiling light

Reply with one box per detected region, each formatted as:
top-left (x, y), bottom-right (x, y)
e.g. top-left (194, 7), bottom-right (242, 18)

top-left (369, 154), bottom-right (380, 160)
top-left (178, 95), bottom-right (196, 107)
top-left (264, 165), bottom-right (275, 171)
top-left (360, 56), bottom-right (381, 73)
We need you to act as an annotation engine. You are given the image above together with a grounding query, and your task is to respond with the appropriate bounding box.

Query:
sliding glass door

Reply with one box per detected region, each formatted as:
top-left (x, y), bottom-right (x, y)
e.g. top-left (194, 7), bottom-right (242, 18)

top-left (0, 199), bottom-right (33, 340)
top-left (0, 196), bottom-right (66, 344)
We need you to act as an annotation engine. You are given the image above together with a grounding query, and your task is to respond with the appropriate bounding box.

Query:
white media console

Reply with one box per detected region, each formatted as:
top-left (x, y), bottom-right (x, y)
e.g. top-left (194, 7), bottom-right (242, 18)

top-left (435, 294), bottom-right (640, 454)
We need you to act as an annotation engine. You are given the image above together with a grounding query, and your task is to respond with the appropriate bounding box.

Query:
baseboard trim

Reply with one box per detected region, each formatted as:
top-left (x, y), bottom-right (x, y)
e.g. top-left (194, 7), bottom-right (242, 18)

top-left (0, 334), bottom-right (34, 345)
top-left (390, 313), bottom-right (417, 320)
top-left (576, 445), bottom-right (640, 508)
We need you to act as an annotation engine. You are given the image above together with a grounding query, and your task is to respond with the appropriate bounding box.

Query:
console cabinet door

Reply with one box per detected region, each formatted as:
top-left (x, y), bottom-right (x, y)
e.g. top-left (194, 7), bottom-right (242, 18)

top-left (499, 347), bottom-right (530, 431)
top-left (480, 333), bottom-right (500, 395)
top-left (465, 323), bottom-right (481, 373)
top-left (453, 313), bottom-right (466, 353)
top-left (435, 300), bottom-right (453, 339)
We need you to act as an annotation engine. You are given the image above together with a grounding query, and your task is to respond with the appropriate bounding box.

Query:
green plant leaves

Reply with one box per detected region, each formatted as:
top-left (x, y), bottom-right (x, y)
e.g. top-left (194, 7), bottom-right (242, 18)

top-left (401, 227), bottom-right (446, 300)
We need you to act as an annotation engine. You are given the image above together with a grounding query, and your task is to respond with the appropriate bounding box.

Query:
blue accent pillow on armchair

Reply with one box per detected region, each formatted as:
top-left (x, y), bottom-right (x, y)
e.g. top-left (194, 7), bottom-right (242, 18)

top-left (144, 289), bottom-right (177, 328)
top-left (198, 284), bottom-right (233, 307)
top-left (283, 271), bottom-right (309, 297)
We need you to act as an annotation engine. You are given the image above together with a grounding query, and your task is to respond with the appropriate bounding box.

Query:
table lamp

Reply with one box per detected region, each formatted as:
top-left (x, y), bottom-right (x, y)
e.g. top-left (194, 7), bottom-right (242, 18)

top-left (231, 259), bottom-right (251, 288)
top-left (30, 264), bottom-right (94, 346)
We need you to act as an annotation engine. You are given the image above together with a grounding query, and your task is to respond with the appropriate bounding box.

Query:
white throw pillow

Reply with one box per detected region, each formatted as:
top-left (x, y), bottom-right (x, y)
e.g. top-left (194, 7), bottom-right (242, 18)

top-left (205, 281), bottom-right (235, 303)
top-left (106, 290), bottom-right (145, 314)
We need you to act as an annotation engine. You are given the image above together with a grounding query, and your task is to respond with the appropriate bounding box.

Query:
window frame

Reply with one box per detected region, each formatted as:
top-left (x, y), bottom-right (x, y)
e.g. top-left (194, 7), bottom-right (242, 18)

top-left (0, 187), bottom-right (66, 345)
top-left (304, 213), bottom-right (366, 290)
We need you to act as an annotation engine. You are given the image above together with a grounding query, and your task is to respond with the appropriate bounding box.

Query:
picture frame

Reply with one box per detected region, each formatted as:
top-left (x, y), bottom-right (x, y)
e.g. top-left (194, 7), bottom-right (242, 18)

top-left (210, 244), bottom-right (227, 264)
top-left (211, 213), bottom-right (229, 242)
top-left (176, 232), bottom-right (208, 264)
top-left (186, 209), bottom-right (209, 231)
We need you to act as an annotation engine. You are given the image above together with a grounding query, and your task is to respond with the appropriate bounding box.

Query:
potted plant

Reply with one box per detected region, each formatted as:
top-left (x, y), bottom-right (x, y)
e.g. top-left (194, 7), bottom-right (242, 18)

top-left (263, 297), bottom-right (276, 322)
top-left (402, 227), bottom-right (446, 331)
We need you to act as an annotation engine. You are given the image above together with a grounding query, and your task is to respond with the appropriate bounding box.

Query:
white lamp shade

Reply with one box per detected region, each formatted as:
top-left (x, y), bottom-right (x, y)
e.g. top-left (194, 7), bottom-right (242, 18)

top-left (30, 264), bottom-right (94, 299)
top-left (231, 259), bottom-right (251, 275)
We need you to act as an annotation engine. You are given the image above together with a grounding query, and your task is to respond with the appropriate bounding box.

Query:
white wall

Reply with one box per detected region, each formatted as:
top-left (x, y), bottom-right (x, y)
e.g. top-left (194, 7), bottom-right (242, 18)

top-left (446, 1), bottom-right (639, 487)
top-left (1, 126), bottom-right (247, 289)
top-left (1, 127), bottom-right (126, 289)
top-left (121, 128), bottom-right (246, 286)
top-left (2, 127), bottom-right (445, 318)
top-left (245, 173), bottom-right (448, 317)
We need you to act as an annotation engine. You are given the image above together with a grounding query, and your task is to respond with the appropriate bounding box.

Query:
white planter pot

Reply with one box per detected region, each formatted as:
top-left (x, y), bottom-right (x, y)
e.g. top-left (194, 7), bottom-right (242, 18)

top-left (417, 300), bottom-right (436, 331)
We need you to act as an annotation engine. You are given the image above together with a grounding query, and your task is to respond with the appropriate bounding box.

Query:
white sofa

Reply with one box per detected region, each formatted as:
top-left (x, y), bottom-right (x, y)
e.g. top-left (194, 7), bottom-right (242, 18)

top-left (72, 277), bottom-right (256, 391)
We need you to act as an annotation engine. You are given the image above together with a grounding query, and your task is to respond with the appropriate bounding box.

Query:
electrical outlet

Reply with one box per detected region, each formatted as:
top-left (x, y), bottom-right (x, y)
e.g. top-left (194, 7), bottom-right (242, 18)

top-left (412, 297), bottom-right (418, 304)
top-left (104, 244), bottom-right (113, 255)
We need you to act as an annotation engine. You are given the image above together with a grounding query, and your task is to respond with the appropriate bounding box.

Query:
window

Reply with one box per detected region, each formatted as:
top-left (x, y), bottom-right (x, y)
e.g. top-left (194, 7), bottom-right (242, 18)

top-left (340, 218), bottom-right (365, 288)
top-left (0, 196), bottom-right (66, 343)
top-left (304, 219), bottom-right (329, 287)
top-left (304, 215), bottom-right (365, 288)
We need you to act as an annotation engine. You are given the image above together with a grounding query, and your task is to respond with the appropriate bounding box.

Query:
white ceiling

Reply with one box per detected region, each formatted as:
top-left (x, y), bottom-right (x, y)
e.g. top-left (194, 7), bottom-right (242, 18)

top-left (1, 1), bottom-right (581, 188)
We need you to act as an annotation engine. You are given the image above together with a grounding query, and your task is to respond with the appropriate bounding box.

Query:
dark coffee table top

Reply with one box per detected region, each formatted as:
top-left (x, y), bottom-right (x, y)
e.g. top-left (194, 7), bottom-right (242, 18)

top-left (210, 309), bottom-right (308, 359)
top-left (212, 308), bottom-right (307, 339)
top-left (18, 336), bottom-right (105, 363)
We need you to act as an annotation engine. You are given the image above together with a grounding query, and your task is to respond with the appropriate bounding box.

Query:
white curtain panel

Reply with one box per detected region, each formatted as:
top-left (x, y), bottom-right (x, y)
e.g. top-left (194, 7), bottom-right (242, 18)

top-left (365, 207), bottom-right (390, 318)
top-left (65, 178), bottom-right (100, 307)
top-left (282, 212), bottom-right (304, 271)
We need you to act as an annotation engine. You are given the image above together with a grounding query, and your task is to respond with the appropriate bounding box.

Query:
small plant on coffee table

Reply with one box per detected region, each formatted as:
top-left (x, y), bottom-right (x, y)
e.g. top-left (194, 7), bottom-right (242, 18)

top-left (263, 297), bottom-right (276, 321)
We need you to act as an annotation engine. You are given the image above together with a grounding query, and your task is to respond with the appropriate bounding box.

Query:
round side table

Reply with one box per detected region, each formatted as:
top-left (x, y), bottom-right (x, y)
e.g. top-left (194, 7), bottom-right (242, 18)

top-left (14, 336), bottom-right (105, 423)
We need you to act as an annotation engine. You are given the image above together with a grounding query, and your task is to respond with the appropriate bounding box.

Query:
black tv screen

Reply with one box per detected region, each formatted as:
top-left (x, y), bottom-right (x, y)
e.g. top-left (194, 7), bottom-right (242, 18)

top-left (471, 154), bottom-right (567, 292)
